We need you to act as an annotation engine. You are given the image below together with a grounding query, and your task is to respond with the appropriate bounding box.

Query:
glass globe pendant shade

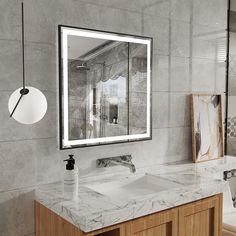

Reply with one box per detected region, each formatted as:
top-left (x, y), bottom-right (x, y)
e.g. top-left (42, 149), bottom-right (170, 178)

top-left (8, 86), bottom-right (47, 124)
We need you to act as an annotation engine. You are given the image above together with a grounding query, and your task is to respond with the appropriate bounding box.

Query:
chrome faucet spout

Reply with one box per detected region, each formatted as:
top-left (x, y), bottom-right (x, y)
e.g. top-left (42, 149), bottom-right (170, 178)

top-left (110, 160), bottom-right (136, 173)
top-left (96, 155), bottom-right (136, 173)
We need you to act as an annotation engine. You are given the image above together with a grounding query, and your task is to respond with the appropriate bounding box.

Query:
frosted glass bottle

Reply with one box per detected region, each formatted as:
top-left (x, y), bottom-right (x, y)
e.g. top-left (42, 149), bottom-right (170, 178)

top-left (63, 155), bottom-right (79, 200)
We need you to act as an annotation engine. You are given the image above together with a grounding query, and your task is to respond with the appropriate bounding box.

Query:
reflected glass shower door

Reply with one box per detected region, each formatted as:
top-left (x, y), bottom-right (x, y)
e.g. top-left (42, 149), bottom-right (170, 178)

top-left (67, 40), bottom-right (149, 142)
top-left (86, 42), bottom-right (129, 139)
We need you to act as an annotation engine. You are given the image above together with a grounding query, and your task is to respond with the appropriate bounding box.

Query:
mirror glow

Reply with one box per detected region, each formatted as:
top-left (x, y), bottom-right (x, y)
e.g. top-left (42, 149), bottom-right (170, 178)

top-left (59, 25), bottom-right (152, 148)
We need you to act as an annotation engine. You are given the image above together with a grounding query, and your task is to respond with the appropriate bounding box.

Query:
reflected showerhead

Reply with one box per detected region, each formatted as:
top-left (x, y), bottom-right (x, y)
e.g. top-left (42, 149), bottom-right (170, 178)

top-left (76, 63), bottom-right (90, 71)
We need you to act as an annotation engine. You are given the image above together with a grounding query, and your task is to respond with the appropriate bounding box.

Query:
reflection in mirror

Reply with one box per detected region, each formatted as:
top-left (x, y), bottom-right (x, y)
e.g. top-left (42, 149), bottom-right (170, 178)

top-left (59, 26), bottom-right (152, 148)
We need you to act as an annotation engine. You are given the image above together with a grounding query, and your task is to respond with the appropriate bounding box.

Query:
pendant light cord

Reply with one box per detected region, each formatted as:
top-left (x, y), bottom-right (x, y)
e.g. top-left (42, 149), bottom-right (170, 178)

top-left (10, 2), bottom-right (28, 118)
top-left (21, 1), bottom-right (25, 90)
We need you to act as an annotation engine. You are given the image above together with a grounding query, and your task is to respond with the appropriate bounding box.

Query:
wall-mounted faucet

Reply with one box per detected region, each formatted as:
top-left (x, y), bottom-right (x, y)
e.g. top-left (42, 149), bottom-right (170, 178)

top-left (223, 169), bottom-right (236, 180)
top-left (96, 155), bottom-right (136, 173)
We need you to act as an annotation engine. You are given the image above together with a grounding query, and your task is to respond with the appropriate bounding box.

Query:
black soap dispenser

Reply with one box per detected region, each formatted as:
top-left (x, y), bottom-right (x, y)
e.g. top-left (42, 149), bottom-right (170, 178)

top-left (63, 154), bottom-right (78, 200)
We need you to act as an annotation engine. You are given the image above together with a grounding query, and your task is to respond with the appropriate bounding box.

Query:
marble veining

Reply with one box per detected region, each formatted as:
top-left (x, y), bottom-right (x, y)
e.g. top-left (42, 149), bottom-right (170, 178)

top-left (36, 156), bottom-right (236, 233)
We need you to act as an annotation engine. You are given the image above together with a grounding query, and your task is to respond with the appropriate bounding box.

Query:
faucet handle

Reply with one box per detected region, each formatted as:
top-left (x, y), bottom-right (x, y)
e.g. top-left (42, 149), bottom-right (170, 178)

top-left (97, 155), bottom-right (133, 168)
top-left (121, 154), bottom-right (132, 162)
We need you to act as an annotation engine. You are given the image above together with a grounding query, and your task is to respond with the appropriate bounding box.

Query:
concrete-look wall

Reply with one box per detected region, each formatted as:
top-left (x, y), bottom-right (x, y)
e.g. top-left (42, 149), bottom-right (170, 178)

top-left (0, 0), bottom-right (227, 235)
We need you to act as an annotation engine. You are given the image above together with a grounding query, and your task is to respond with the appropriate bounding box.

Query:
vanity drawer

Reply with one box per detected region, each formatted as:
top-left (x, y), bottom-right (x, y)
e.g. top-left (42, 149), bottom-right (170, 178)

top-left (126, 208), bottom-right (178, 236)
top-left (178, 194), bottom-right (222, 236)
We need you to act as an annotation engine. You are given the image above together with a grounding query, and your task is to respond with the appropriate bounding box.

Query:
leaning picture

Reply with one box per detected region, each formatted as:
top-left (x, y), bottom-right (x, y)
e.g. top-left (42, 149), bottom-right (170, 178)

top-left (190, 94), bottom-right (224, 163)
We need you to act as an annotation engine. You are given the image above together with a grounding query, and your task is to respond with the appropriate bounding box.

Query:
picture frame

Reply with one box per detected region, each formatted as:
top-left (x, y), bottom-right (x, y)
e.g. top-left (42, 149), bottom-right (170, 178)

top-left (190, 94), bottom-right (224, 163)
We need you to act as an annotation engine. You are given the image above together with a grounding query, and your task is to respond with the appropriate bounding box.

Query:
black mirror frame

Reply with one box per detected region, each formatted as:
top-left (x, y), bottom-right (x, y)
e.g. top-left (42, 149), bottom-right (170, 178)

top-left (58, 25), bottom-right (153, 150)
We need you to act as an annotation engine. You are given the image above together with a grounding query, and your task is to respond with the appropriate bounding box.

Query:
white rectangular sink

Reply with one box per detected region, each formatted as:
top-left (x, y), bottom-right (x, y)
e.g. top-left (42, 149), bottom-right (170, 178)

top-left (86, 174), bottom-right (181, 201)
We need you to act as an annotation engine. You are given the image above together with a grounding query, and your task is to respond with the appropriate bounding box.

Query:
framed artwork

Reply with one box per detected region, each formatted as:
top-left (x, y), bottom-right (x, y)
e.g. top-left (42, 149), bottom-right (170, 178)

top-left (190, 94), bottom-right (224, 163)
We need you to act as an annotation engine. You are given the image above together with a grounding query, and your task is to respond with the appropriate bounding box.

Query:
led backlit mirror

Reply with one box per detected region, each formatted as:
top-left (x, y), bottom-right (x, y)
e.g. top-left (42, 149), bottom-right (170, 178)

top-left (59, 25), bottom-right (152, 149)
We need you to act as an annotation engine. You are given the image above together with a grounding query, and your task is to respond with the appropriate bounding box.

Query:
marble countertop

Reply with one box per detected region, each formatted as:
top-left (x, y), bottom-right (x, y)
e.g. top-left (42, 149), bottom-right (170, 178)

top-left (36, 156), bottom-right (236, 233)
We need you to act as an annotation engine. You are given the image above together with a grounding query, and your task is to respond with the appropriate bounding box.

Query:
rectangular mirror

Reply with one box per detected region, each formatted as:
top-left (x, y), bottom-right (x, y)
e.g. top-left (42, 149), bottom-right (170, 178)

top-left (58, 25), bottom-right (152, 149)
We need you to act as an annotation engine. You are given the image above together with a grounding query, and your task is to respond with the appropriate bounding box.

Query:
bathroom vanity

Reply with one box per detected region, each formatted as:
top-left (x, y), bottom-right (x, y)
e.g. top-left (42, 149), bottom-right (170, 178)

top-left (49, 25), bottom-right (233, 236)
top-left (34, 156), bottom-right (236, 236)
top-left (36, 194), bottom-right (222, 236)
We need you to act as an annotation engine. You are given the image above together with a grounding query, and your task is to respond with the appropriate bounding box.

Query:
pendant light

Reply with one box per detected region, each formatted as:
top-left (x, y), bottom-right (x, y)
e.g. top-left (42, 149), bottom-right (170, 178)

top-left (8, 2), bottom-right (47, 124)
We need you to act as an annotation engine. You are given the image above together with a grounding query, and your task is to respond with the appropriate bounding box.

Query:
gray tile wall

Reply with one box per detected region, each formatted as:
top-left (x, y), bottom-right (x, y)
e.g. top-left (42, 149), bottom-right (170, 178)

top-left (0, 0), bottom-right (227, 235)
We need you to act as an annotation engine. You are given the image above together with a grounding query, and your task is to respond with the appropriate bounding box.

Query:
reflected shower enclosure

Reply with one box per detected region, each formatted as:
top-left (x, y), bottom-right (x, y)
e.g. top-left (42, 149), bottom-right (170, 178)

top-left (59, 25), bottom-right (152, 149)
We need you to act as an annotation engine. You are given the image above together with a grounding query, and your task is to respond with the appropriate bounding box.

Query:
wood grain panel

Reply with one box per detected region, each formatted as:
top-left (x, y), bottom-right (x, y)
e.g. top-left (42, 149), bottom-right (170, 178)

top-left (36, 194), bottom-right (222, 236)
top-left (35, 201), bottom-right (125, 236)
top-left (179, 194), bottom-right (223, 236)
top-left (134, 222), bottom-right (172, 236)
top-left (36, 201), bottom-right (82, 236)
top-left (126, 208), bottom-right (178, 236)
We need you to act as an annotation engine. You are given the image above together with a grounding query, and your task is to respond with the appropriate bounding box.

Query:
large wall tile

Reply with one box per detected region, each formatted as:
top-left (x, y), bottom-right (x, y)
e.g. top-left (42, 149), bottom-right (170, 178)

top-left (76, 127), bottom-right (192, 176)
top-left (35, 138), bottom-right (65, 185)
top-left (171, 21), bottom-right (190, 57)
top-left (230, 11), bottom-right (236, 33)
top-left (192, 59), bottom-right (226, 94)
top-left (0, 0), bottom-right (21, 40)
top-left (0, 188), bottom-right (35, 236)
top-left (166, 126), bottom-right (192, 161)
top-left (76, 0), bottom-right (169, 17)
top-left (192, 24), bottom-right (227, 60)
top-left (193, 0), bottom-right (227, 28)
top-left (49, 128), bottom-right (191, 178)
top-left (170, 0), bottom-right (191, 22)
top-left (67, 2), bottom-right (142, 36)
top-left (131, 127), bottom-right (191, 164)
top-left (0, 40), bottom-right (56, 92)
top-left (152, 54), bottom-right (169, 92)
top-left (143, 0), bottom-right (170, 18)
top-left (0, 140), bottom-right (36, 191)
top-left (228, 75), bottom-right (236, 96)
top-left (192, 36), bottom-right (217, 60)
top-left (72, 139), bottom-right (154, 177)
top-left (152, 92), bottom-right (169, 129)
top-left (0, 40), bottom-right (21, 90)
top-left (143, 15), bottom-right (169, 55)
top-left (215, 62), bottom-right (227, 93)
top-left (0, 91), bottom-right (56, 142)
top-left (228, 95), bottom-right (236, 117)
top-left (191, 58), bottom-right (216, 92)
top-left (25, 43), bottom-right (57, 93)
top-left (170, 56), bottom-right (190, 92)
top-left (24, 0), bottom-right (142, 44)
top-left (24, 0), bottom-right (69, 44)
top-left (169, 93), bottom-right (190, 127)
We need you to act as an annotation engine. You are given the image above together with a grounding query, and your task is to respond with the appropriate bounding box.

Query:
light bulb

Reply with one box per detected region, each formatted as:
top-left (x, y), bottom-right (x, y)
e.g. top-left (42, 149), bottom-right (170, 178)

top-left (8, 86), bottom-right (47, 124)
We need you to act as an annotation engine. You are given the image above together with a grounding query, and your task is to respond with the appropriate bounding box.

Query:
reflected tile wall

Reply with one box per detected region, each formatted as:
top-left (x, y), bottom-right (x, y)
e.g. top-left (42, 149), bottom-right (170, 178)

top-left (0, 0), bottom-right (227, 235)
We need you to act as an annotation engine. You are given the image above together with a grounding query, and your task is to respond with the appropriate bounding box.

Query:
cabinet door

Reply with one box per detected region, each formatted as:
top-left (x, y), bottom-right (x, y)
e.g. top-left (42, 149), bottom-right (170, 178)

top-left (126, 208), bottom-right (178, 236)
top-left (36, 202), bottom-right (83, 236)
top-left (179, 194), bottom-right (223, 236)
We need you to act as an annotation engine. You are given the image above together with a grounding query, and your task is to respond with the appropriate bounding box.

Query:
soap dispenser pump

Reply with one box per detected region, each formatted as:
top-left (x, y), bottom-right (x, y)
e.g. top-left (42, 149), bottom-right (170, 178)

top-left (63, 154), bottom-right (78, 200)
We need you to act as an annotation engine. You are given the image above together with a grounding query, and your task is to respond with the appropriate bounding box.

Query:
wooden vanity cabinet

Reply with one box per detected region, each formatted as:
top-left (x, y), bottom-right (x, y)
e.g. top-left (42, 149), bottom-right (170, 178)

top-left (178, 194), bottom-right (222, 236)
top-left (35, 194), bottom-right (222, 236)
top-left (35, 202), bottom-right (126, 236)
top-left (125, 208), bottom-right (178, 236)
